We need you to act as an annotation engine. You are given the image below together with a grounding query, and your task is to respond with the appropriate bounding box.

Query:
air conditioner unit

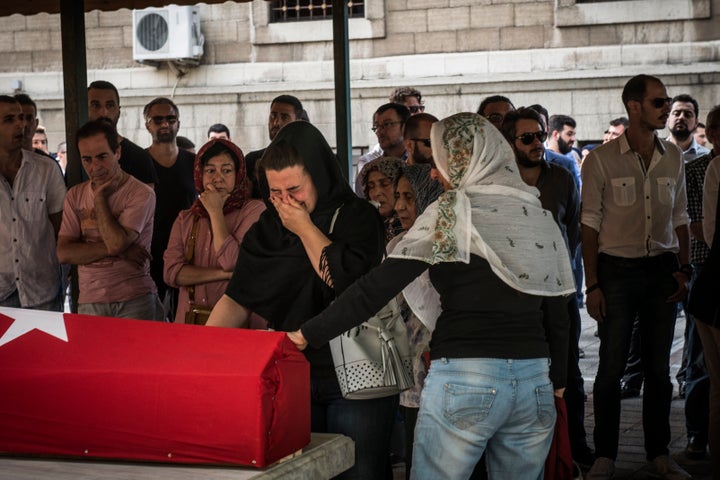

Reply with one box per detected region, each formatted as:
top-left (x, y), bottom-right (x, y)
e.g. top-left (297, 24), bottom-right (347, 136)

top-left (133, 5), bottom-right (204, 62)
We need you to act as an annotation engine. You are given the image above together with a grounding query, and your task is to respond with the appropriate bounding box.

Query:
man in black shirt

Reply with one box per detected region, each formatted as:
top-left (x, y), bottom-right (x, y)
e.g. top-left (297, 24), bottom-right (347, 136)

top-left (87, 81), bottom-right (158, 186)
top-left (144, 97), bottom-right (196, 321)
top-left (502, 108), bottom-right (592, 471)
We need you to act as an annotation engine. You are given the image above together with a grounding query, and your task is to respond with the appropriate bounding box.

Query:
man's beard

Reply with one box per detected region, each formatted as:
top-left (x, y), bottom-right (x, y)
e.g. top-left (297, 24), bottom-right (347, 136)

top-left (156, 131), bottom-right (176, 143)
top-left (557, 136), bottom-right (572, 155)
top-left (670, 126), bottom-right (692, 142)
top-left (412, 148), bottom-right (432, 166)
top-left (516, 149), bottom-right (543, 168)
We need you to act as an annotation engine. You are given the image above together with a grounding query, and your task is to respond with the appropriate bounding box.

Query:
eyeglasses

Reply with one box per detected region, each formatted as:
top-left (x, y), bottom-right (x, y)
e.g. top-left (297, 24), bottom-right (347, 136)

top-left (150, 115), bottom-right (178, 125)
top-left (371, 121), bottom-right (403, 132)
top-left (648, 97), bottom-right (672, 108)
top-left (515, 131), bottom-right (548, 145)
top-left (411, 138), bottom-right (431, 148)
top-left (408, 105), bottom-right (425, 114)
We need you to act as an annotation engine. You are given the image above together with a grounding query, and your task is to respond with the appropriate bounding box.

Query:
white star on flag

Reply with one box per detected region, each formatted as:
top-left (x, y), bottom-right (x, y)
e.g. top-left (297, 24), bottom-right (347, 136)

top-left (0, 307), bottom-right (68, 347)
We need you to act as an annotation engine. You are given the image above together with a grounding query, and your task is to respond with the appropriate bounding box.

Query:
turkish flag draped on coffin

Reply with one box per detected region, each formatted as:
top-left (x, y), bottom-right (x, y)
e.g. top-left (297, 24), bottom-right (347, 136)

top-left (0, 307), bottom-right (310, 467)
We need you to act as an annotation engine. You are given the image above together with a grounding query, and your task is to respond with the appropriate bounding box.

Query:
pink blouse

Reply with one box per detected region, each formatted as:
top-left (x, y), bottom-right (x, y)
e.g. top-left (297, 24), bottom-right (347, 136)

top-left (163, 200), bottom-right (265, 323)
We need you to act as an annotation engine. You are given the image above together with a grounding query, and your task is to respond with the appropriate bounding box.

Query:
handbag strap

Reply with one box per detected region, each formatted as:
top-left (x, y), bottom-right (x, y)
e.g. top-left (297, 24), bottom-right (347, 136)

top-left (186, 217), bottom-right (200, 303)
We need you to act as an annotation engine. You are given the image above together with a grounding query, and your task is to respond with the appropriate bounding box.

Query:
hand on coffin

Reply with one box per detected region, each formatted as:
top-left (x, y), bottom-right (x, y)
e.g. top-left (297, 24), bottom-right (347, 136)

top-left (287, 330), bottom-right (308, 351)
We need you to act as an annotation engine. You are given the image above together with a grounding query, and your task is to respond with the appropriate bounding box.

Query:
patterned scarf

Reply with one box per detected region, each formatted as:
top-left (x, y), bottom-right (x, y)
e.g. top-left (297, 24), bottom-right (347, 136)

top-left (390, 112), bottom-right (575, 297)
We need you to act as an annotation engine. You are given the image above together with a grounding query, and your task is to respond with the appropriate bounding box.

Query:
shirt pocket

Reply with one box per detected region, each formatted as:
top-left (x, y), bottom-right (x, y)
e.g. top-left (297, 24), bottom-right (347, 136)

top-left (610, 177), bottom-right (636, 207)
top-left (16, 191), bottom-right (47, 222)
top-left (656, 177), bottom-right (676, 206)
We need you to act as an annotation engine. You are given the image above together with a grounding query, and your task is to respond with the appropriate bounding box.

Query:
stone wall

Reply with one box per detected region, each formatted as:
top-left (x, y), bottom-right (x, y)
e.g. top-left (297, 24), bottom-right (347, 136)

top-left (0, 0), bottom-right (718, 168)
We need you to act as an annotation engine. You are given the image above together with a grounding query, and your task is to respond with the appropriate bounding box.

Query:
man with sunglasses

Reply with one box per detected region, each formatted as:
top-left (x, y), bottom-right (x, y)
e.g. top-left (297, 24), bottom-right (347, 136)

top-left (87, 81), bottom-right (157, 186)
top-left (581, 75), bottom-right (692, 480)
top-left (476, 94), bottom-right (515, 131)
top-left (501, 108), bottom-right (590, 474)
top-left (389, 86), bottom-right (426, 115)
top-left (403, 113), bottom-right (438, 166)
top-left (144, 97), bottom-right (196, 321)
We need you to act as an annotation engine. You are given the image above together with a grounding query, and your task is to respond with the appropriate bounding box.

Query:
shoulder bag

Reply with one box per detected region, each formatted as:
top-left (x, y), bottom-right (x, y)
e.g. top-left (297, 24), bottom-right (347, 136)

top-left (326, 206), bottom-right (414, 399)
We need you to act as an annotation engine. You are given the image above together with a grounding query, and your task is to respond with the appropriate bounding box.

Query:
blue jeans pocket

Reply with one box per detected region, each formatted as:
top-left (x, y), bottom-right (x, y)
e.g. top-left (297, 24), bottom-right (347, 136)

top-left (535, 382), bottom-right (555, 427)
top-left (442, 383), bottom-right (496, 432)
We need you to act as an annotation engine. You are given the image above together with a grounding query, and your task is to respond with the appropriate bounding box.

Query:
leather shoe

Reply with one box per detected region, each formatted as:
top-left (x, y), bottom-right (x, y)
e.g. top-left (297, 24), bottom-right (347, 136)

top-left (620, 381), bottom-right (641, 399)
top-left (685, 436), bottom-right (707, 460)
top-left (678, 380), bottom-right (687, 399)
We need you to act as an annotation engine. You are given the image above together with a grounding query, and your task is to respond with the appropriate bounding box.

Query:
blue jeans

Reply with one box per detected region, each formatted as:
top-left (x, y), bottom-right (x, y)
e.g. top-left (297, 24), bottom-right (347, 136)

top-left (594, 253), bottom-right (678, 460)
top-left (311, 376), bottom-right (398, 480)
top-left (412, 358), bottom-right (555, 480)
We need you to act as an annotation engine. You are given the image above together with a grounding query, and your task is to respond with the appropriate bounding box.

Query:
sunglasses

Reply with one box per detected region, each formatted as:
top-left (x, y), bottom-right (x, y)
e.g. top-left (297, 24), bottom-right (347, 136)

top-left (150, 115), bottom-right (178, 125)
top-left (648, 97), bottom-right (672, 108)
top-left (515, 131), bottom-right (548, 145)
top-left (408, 105), bottom-right (425, 114)
top-left (411, 138), bottom-right (431, 148)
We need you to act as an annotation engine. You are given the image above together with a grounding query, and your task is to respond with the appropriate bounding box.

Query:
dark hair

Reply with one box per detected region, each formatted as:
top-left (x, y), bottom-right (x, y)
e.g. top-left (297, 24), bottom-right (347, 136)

top-left (707, 105), bottom-right (720, 130)
top-left (207, 123), bottom-right (230, 138)
top-left (375, 103), bottom-right (411, 124)
top-left (0, 94), bottom-right (19, 106)
top-left (548, 114), bottom-right (576, 134)
top-left (609, 116), bottom-right (629, 128)
top-left (389, 86), bottom-right (423, 105)
top-left (477, 95), bottom-right (514, 116)
top-left (257, 140), bottom-right (307, 179)
top-left (271, 95), bottom-right (303, 117)
top-left (403, 113), bottom-right (439, 139)
top-left (621, 74), bottom-right (662, 110)
top-left (671, 94), bottom-right (700, 117)
top-left (698, 122), bottom-right (705, 129)
top-left (527, 104), bottom-right (549, 124)
top-left (299, 109), bottom-right (310, 122)
top-left (199, 140), bottom-right (239, 170)
top-left (143, 97), bottom-right (179, 120)
top-left (501, 107), bottom-right (545, 145)
top-left (88, 80), bottom-right (120, 104)
top-left (14, 93), bottom-right (37, 117)
top-left (176, 136), bottom-right (195, 150)
top-left (76, 119), bottom-right (119, 153)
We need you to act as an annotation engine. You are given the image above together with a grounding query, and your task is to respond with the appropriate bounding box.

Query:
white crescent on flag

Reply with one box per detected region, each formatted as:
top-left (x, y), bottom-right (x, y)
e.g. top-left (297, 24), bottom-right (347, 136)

top-left (0, 307), bottom-right (68, 347)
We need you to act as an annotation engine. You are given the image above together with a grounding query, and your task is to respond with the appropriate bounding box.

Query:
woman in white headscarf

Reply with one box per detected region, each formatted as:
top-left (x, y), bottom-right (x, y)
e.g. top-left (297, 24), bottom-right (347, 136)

top-left (288, 113), bottom-right (574, 480)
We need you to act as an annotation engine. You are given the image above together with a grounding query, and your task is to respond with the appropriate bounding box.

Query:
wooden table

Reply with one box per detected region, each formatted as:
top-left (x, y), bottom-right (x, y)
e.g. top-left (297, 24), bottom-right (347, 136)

top-left (0, 433), bottom-right (354, 480)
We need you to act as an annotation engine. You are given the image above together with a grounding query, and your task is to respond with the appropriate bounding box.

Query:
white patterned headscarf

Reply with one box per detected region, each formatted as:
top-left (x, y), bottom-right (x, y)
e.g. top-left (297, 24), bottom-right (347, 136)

top-left (389, 112), bottom-right (575, 297)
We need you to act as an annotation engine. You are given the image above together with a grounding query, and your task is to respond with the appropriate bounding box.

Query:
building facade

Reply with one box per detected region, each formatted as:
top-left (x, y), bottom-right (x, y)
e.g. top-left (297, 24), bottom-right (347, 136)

top-left (0, 0), bottom-right (718, 167)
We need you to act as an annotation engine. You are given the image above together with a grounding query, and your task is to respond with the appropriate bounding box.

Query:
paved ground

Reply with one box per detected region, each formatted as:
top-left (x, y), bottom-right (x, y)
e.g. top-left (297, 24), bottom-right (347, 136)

top-left (393, 306), bottom-right (713, 479)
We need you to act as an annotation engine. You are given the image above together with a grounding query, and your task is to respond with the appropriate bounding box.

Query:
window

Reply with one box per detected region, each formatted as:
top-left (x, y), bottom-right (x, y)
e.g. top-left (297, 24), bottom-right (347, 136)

top-left (555, 0), bottom-right (710, 26)
top-left (252, 0), bottom-right (384, 44)
top-left (269, 1), bottom-right (365, 23)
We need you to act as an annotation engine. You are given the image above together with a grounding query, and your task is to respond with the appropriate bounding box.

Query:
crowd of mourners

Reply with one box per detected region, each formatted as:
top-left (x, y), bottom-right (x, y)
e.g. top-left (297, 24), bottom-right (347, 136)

top-left (1, 73), bottom-right (719, 480)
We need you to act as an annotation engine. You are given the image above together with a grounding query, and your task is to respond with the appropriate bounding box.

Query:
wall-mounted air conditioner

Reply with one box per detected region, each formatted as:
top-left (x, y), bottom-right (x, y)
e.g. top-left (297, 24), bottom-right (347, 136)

top-left (133, 5), bottom-right (204, 62)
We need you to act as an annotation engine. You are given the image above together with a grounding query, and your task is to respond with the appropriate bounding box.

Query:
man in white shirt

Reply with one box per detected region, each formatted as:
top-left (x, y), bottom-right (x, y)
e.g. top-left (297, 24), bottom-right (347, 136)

top-left (0, 95), bottom-right (66, 311)
top-left (582, 75), bottom-right (692, 480)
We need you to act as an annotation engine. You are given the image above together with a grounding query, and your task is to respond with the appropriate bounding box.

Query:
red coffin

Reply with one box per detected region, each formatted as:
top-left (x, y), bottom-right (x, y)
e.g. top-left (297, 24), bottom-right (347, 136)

top-left (0, 307), bottom-right (310, 467)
